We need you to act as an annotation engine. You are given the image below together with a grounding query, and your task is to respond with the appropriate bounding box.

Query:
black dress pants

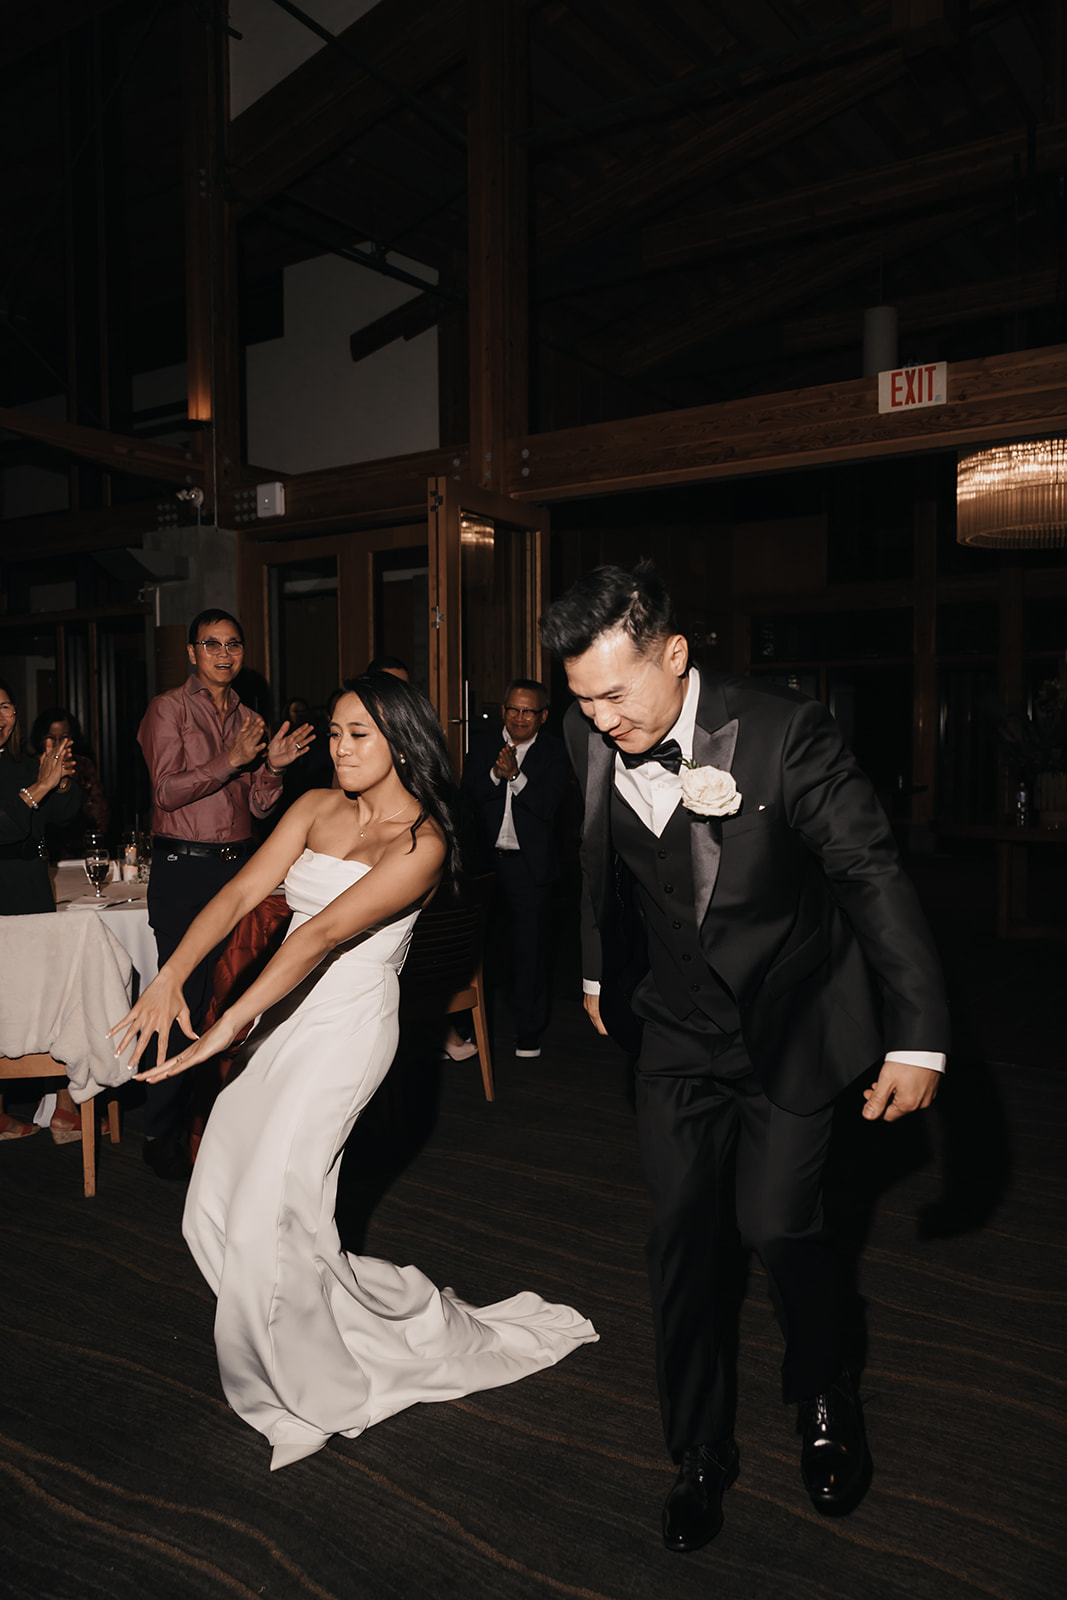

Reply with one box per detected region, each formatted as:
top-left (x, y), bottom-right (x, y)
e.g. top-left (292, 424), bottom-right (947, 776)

top-left (142, 847), bottom-right (243, 1139)
top-left (493, 849), bottom-right (551, 1040)
top-left (634, 1020), bottom-right (843, 1457)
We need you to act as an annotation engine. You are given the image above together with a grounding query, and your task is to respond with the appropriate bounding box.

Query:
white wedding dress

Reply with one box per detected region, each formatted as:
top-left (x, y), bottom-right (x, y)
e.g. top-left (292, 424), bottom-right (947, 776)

top-left (183, 848), bottom-right (597, 1470)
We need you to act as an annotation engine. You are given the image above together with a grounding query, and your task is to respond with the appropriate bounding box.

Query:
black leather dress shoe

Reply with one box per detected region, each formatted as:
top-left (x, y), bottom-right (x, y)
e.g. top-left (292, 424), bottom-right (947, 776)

top-left (142, 1135), bottom-right (192, 1182)
top-left (662, 1440), bottom-right (740, 1552)
top-left (797, 1371), bottom-right (872, 1515)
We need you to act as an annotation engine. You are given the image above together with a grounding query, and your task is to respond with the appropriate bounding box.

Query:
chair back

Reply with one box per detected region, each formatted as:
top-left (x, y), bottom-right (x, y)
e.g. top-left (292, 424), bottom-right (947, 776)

top-left (400, 872), bottom-right (494, 1015)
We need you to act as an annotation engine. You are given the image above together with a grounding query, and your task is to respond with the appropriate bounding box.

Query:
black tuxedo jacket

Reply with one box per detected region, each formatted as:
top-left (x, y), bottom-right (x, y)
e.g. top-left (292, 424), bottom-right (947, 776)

top-left (564, 672), bottom-right (950, 1113)
top-left (462, 727), bottom-right (571, 888)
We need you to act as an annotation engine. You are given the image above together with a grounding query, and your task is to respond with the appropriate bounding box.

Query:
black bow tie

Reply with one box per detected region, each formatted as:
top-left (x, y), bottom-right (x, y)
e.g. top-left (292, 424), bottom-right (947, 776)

top-left (617, 736), bottom-right (683, 774)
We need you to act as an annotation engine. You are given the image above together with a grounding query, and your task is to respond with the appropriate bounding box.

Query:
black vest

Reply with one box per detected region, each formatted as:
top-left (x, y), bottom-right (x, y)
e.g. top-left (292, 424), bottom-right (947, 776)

top-left (611, 788), bottom-right (740, 1031)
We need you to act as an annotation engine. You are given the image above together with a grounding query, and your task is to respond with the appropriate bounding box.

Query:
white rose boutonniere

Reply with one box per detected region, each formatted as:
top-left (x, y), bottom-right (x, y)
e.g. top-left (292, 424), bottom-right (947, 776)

top-left (680, 760), bottom-right (742, 819)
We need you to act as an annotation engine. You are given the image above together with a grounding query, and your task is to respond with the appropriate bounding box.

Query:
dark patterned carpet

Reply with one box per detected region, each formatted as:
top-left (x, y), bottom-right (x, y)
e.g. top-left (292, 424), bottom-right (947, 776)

top-left (1, 857), bottom-right (1064, 1600)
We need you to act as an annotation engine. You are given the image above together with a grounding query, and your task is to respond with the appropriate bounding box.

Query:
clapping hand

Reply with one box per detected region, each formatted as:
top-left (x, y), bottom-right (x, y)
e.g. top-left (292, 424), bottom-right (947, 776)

top-left (37, 736), bottom-right (76, 794)
top-left (265, 719), bottom-right (316, 772)
top-left (493, 744), bottom-right (518, 781)
top-left (228, 712), bottom-right (267, 769)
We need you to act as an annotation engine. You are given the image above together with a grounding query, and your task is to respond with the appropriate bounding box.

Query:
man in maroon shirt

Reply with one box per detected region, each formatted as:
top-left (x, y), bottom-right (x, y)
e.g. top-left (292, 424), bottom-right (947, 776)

top-left (136, 607), bottom-right (313, 1179)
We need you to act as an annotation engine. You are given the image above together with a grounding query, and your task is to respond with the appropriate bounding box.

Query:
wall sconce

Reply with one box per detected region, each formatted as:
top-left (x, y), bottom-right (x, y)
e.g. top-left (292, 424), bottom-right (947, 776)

top-left (957, 437), bottom-right (1067, 548)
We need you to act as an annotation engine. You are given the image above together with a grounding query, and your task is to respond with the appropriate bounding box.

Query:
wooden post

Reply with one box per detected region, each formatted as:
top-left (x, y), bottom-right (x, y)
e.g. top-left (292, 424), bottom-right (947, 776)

top-left (61, 38), bottom-right (80, 514)
top-left (999, 562), bottom-right (1024, 823)
top-left (912, 472), bottom-right (938, 827)
top-left (183, 1), bottom-right (241, 516)
top-left (467, 0), bottom-right (528, 494)
top-left (91, 15), bottom-right (111, 507)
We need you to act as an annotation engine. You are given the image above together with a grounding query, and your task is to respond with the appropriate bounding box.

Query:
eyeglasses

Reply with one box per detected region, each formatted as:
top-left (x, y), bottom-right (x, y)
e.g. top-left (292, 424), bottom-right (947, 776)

top-left (195, 638), bottom-right (245, 657)
top-left (504, 706), bottom-right (542, 718)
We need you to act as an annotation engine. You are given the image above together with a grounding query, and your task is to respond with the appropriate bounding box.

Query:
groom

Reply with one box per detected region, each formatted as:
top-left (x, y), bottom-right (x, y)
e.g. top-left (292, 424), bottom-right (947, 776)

top-left (540, 562), bottom-right (949, 1552)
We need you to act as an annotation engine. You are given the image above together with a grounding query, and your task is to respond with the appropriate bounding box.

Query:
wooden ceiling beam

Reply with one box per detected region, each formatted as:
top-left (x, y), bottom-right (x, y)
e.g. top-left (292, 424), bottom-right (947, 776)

top-left (505, 344), bottom-right (1067, 499)
top-left (782, 267), bottom-right (1061, 355)
top-left (643, 121), bottom-right (1067, 269)
top-left (517, 7), bottom-right (891, 149)
top-left (229, 0), bottom-right (466, 214)
top-left (10, 341), bottom-right (1062, 552)
top-left (0, 0), bottom-right (120, 69)
top-left (218, 446), bottom-right (471, 536)
top-left (1, 446), bottom-right (472, 553)
top-left (0, 408), bottom-right (206, 489)
top-left (348, 291), bottom-right (452, 365)
top-left (0, 501), bottom-right (180, 559)
top-left (537, 46), bottom-right (909, 259)
top-left (613, 202), bottom-right (997, 372)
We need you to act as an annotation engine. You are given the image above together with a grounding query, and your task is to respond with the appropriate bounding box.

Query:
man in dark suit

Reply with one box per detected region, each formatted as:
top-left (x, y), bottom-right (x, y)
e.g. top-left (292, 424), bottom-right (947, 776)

top-left (462, 678), bottom-right (571, 1058)
top-left (540, 562), bottom-right (949, 1552)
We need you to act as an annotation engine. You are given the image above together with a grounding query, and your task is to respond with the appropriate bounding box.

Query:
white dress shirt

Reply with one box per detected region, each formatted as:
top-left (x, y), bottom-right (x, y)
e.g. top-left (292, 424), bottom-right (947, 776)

top-left (489, 728), bottom-right (537, 850)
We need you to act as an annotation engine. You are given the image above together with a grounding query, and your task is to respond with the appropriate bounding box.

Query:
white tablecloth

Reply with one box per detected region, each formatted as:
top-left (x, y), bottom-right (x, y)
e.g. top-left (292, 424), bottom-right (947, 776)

top-left (53, 868), bottom-right (157, 987)
top-left (0, 912), bottom-right (137, 1102)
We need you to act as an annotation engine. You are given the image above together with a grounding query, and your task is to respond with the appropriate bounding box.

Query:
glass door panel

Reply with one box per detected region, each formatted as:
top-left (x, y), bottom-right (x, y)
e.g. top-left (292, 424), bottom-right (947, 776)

top-left (266, 555), bottom-right (339, 721)
top-left (428, 478), bottom-right (549, 775)
top-left (373, 546), bottom-right (430, 692)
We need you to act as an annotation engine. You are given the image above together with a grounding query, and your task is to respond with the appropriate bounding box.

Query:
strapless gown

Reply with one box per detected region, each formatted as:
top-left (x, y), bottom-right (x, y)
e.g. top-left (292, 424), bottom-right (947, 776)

top-left (183, 848), bottom-right (597, 1469)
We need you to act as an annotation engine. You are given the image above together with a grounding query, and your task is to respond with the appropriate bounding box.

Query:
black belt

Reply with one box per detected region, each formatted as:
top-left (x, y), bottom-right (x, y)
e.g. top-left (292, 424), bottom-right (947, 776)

top-left (153, 836), bottom-right (253, 864)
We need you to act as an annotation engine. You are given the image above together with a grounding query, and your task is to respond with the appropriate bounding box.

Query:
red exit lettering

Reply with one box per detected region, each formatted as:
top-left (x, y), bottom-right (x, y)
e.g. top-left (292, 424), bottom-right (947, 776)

top-left (878, 361), bottom-right (947, 414)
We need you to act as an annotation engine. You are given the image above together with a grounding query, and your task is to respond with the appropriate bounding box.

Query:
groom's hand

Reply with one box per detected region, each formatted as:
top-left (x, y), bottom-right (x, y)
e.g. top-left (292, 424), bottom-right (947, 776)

top-left (862, 1059), bottom-right (939, 1122)
top-left (583, 993), bottom-right (608, 1036)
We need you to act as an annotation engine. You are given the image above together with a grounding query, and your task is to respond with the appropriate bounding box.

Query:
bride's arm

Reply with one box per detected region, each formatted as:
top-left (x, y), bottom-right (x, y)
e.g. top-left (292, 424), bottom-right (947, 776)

top-left (138, 824), bottom-right (447, 1082)
top-left (110, 793), bottom-right (326, 1067)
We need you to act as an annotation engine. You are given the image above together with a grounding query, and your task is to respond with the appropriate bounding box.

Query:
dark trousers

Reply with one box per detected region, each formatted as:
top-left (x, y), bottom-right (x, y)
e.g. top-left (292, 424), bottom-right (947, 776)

top-left (635, 1019), bottom-right (842, 1457)
top-left (142, 848), bottom-right (242, 1139)
top-left (494, 849), bottom-right (551, 1039)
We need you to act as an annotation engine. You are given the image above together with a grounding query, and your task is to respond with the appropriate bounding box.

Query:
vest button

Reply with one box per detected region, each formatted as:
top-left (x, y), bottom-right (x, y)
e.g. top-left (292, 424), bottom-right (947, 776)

top-left (663, 883), bottom-right (674, 894)
top-left (681, 953), bottom-right (691, 961)
top-left (672, 920), bottom-right (681, 930)
top-left (690, 984), bottom-right (700, 992)
top-left (657, 849), bottom-right (668, 859)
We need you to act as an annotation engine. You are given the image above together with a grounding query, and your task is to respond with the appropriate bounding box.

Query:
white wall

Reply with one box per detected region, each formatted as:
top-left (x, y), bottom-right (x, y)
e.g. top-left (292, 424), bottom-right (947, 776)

top-left (246, 252), bottom-right (439, 474)
top-left (229, 0), bottom-right (379, 117)
top-left (231, 6), bottom-right (442, 474)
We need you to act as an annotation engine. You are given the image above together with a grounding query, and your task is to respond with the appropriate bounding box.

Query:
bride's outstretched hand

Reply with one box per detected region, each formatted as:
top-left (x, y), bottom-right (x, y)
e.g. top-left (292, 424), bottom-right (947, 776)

top-left (108, 971), bottom-right (196, 1072)
top-left (137, 1014), bottom-right (240, 1083)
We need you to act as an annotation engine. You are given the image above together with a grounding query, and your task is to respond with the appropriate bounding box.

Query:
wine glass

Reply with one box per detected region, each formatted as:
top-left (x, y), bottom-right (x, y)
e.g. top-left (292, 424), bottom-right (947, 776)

top-left (84, 846), bottom-right (111, 899)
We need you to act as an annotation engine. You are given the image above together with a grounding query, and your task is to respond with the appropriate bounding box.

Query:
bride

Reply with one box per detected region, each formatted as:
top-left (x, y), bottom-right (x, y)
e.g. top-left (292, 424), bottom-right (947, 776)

top-left (110, 673), bottom-right (597, 1469)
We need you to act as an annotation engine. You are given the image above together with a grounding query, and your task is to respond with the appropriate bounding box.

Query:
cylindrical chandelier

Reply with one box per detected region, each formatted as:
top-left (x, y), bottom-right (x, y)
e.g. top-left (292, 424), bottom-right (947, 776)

top-left (956, 436), bottom-right (1067, 548)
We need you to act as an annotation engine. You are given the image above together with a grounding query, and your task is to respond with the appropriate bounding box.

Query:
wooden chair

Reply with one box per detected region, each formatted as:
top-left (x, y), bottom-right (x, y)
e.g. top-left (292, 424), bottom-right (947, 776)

top-left (399, 872), bottom-right (495, 1100)
top-left (0, 1056), bottom-right (120, 1197)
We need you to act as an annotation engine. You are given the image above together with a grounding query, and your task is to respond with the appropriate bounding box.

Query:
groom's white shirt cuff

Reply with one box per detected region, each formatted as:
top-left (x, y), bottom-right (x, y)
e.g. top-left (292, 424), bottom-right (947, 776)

top-left (884, 1049), bottom-right (945, 1072)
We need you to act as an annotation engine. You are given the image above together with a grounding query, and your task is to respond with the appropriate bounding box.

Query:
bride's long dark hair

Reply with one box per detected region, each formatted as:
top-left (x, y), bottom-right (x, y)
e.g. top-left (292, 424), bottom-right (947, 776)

top-left (337, 674), bottom-right (462, 883)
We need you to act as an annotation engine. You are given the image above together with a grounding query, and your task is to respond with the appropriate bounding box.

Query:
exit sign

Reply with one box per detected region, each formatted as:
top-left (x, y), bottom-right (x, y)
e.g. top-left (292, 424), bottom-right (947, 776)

top-left (878, 361), bottom-right (947, 413)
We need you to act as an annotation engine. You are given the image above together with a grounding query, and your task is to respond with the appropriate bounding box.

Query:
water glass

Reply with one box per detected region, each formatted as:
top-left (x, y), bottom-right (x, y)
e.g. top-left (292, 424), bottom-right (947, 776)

top-left (84, 848), bottom-right (111, 899)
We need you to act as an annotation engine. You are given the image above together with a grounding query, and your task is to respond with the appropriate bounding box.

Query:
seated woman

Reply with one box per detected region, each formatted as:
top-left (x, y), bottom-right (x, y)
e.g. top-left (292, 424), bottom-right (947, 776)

top-left (29, 705), bottom-right (109, 859)
top-left (110, 674), bottom-right (596, 1469)
top-left (0, 680), bottom-right (81, 1141)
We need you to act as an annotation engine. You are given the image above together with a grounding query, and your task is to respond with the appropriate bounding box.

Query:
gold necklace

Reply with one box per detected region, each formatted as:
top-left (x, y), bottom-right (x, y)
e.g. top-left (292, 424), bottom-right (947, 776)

top-left (359, 802), bottom-right (414, 839)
